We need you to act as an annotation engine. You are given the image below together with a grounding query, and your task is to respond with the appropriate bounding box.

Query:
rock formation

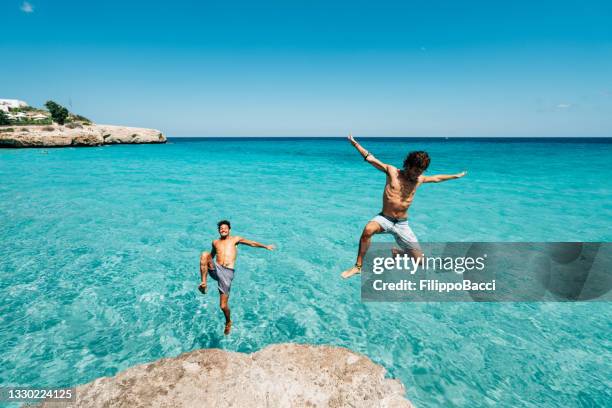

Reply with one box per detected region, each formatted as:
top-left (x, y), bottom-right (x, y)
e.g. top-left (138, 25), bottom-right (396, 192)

top-left (0, 124), bottom-right (166, 147)
top-left (38, 343), bottom-right (413, 408)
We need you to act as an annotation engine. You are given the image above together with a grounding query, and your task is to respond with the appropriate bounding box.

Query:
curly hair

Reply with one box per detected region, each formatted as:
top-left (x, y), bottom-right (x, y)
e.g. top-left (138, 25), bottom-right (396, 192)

top-left (217, 220), bottom-right (231, 230)
top-left (403, 151), bottom-right (431, 173)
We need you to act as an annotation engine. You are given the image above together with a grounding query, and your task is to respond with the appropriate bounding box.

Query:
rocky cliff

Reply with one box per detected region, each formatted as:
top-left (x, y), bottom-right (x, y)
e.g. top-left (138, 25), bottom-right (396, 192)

top-left (0, 124), bottom-right (166, 147)
top-left (38, 343), bottom-right (413, 408)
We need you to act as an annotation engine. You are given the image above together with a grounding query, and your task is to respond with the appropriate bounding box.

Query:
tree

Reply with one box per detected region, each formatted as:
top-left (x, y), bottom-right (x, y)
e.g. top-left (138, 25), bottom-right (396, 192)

top-left (44, 100), bottom-right (69, 125)
top-left (0, 110), bottom-right (10, 126)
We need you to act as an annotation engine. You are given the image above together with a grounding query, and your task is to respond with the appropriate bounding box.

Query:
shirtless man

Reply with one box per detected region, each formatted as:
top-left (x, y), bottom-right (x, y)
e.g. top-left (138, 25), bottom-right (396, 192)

top-left (199, 220), bottom-right (275, 334)
top-left (341, 134), bottom-right (467, 278)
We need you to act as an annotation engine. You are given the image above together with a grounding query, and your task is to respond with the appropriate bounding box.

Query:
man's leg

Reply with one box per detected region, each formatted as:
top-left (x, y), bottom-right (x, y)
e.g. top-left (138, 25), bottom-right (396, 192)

top-left (341, 221), bottom-right (384, 278)
top-left (392, 223), bottom-right (425, 266)
top-left (199, 251), bottom-right (213, 294)
top-left (220, 293), bottom-right (232, 335)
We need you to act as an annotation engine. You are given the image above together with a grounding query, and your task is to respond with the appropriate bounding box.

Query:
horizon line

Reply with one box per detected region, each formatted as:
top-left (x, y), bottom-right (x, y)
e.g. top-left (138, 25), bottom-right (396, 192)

top-left (166, 135), bottom-right (612, 139)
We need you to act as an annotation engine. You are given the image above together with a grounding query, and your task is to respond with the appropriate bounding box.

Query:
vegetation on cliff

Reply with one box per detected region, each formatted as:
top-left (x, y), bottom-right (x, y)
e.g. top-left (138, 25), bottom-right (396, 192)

top-left (3, 100), bottom-right (91, 127)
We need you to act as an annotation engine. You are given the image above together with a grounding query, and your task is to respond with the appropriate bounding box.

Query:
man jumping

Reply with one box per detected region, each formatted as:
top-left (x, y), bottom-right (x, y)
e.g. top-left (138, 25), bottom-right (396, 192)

top-left (199, 220), bottom-right (275, 334)
top-left (341, 134), bottom-right (467, 279)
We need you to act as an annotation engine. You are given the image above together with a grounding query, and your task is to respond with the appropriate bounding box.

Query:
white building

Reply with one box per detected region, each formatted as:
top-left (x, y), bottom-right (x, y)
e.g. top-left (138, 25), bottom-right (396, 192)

top-left (0, 99), bottom-right (28, 112)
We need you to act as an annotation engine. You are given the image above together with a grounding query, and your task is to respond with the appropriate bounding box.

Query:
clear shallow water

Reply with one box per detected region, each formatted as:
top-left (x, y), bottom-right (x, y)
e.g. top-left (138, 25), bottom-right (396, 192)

top-left (0, 138), bottom-right (611, 407)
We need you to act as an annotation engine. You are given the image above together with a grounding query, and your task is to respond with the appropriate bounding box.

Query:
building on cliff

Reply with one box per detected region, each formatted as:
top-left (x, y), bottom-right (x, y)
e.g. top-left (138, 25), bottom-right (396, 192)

top-left (0, 99), bottom-right (28, 112)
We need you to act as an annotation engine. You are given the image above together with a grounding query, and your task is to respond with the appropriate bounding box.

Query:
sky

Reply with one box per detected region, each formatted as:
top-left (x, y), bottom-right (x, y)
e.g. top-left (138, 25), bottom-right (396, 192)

top-left (1, 0), bottom-right (611, 137)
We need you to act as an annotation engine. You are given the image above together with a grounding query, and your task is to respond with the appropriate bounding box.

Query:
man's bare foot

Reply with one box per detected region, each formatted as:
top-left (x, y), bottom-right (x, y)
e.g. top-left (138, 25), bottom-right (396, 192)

top-left (198, 282), bottom-right (207, 294)
top-left (224, 320), bottom-right (232, 335)
top-left (341, 265), bottom-right (362, 279)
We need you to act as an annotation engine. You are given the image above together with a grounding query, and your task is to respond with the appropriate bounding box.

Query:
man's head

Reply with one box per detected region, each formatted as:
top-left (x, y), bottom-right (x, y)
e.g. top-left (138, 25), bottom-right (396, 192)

top-left (403, 151), bottom-right (430, 180)
top-left (217, 220), bottom-right (231, 237)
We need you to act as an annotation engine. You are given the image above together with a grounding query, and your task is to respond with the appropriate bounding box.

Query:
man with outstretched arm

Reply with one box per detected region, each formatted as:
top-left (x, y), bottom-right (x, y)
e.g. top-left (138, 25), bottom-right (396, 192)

top-left (199, 220), bottom-right (275, 334)
top-left (341, 134), bottom-right (467, 278)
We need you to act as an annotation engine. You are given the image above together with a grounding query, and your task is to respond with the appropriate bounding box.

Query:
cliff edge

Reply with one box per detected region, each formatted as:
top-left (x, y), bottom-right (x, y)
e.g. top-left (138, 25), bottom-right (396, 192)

top-left (38, 343), bottom-right (413, 408)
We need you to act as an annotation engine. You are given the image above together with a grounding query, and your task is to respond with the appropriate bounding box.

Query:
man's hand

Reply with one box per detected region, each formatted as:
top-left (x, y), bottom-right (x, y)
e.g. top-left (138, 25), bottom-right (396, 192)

top-left (457, 170), bottom-right (468, 178)
top-left (347, 132), bottom-right (390, 173)
top-left (348, 132), bottom-right (359, 146)
top-left (265, 244), bottom-right (276, 251)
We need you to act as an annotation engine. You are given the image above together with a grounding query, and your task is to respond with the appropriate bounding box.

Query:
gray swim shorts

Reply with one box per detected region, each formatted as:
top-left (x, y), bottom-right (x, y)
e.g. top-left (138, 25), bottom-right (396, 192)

top-left (371, 212), bottom-right (422, 252)
top-left (208, 262), bottom-right (235, 294)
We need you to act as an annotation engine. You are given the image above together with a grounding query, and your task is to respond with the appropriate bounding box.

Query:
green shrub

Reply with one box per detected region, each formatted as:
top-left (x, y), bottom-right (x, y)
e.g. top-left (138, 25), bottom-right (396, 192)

top-left (0, 111), bottom-right (10, 126)
top-left (44, 100), bottom-right (69, 125)
top-left (72, 114), bottom-right (92, 123)
top-left (1, 127), bottom-right (15, 132)
top-left (9, 106), bottom-right (37, 112)
top-left (11, 118), bottom-right (53, 126)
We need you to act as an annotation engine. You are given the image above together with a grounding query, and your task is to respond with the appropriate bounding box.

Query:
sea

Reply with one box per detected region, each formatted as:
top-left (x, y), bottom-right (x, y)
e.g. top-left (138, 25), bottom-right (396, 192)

top-left (1, 137), bottom-right (610, 407)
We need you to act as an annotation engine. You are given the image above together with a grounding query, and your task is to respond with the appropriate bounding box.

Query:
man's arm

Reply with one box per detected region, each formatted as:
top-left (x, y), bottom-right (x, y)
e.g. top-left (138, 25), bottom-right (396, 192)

top-left (348, 133), bottom-right (390, 173)
top-left (420, 171), bottom-right (467, 183)
top-left (236, 236), bottom-right (275, 250)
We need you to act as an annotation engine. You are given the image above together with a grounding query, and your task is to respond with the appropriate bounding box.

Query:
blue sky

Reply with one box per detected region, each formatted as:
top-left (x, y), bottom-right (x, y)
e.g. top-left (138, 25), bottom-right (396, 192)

top-left (1, 0), bottom-right (611, 136)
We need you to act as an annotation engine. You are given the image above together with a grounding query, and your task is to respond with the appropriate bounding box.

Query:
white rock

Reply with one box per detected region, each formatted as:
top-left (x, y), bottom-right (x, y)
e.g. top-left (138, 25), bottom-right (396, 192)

top-left (0, 124), bottom-right (166, 148)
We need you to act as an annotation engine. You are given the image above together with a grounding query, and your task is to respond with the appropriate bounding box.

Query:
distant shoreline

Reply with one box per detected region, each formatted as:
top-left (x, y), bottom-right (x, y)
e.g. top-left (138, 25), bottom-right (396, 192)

top-left (166, 136), bottom-right (612, 143)
top-left (0, 124), bottom-right (166, 148)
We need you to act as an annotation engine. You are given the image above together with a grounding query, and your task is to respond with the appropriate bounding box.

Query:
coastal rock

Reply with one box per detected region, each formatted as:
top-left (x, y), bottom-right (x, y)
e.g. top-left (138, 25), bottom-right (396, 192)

top-left (0, 124), bottom-right (166, 148)
top-left (39, 344), bottom-right (413, 408)
top-left (96, 125), bottom-right (166, 145)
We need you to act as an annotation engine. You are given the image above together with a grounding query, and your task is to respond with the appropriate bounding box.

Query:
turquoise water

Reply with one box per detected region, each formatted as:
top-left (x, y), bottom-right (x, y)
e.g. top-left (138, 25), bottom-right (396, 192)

top-left (1, 138), bottom-right (611, 407)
